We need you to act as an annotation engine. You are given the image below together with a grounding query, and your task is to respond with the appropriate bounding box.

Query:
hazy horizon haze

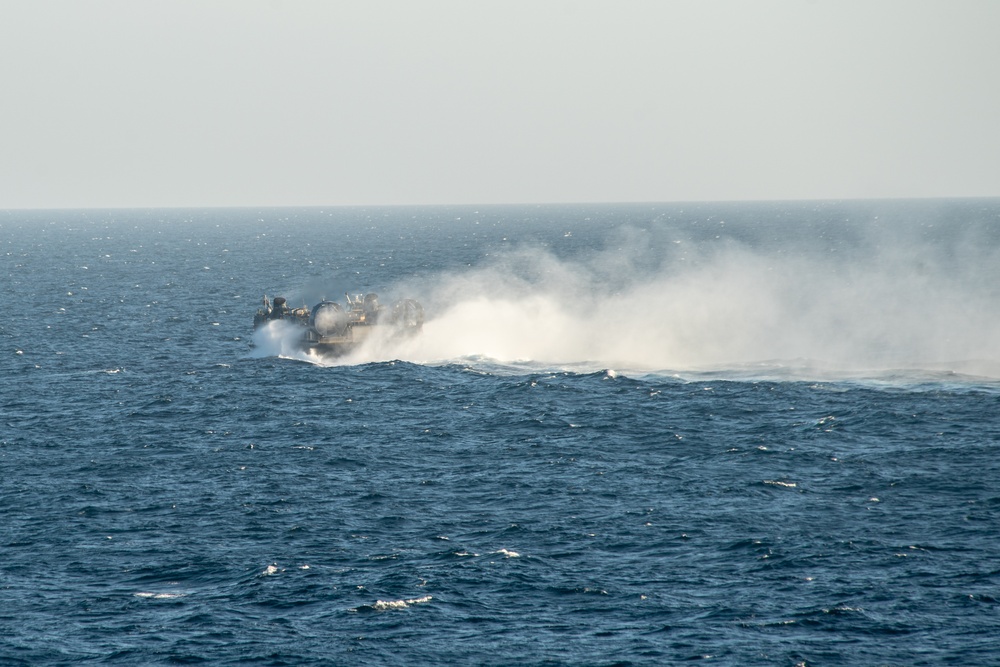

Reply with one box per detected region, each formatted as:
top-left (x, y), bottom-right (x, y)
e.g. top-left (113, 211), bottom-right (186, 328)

top-left (2, 0), bottom-right (998, 209)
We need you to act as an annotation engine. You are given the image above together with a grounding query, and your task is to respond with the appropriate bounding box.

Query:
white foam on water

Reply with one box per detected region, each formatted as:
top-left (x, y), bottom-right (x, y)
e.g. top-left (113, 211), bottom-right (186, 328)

top-left (370, 595), bottom-right (433, 611)
top-left (248, 321), bottom-right (325, 365)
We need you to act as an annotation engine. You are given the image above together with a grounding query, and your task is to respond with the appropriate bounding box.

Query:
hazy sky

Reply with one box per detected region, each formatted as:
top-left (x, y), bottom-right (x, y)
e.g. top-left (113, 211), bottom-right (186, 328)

top-left (2, 0), bottom-right (998, 208)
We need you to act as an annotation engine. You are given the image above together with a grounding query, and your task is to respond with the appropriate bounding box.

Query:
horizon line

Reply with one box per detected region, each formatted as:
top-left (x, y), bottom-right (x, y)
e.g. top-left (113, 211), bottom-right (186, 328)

top-left (3, 194), bottom-right (999, 213)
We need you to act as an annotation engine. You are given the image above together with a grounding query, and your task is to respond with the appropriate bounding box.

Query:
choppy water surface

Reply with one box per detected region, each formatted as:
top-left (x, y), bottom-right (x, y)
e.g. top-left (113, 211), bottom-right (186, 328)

top-left (3, 201), bottom-right (1000, 665)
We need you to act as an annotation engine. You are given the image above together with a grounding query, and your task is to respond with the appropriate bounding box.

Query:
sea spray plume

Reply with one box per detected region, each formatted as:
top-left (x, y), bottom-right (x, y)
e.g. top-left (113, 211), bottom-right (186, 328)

top-left (248, 319), bottom-right (320, 364)
top-left (386, 245), bottom-right (606, 364)
top-left (390, 243), bottom-right (809, 369)
top-left (382, 204), bottom-right (1000, 376)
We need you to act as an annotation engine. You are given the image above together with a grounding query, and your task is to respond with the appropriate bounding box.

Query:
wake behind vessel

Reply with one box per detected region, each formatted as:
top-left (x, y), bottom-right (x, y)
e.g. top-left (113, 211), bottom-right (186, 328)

top-left (253, 292), bottom-right (424, 355)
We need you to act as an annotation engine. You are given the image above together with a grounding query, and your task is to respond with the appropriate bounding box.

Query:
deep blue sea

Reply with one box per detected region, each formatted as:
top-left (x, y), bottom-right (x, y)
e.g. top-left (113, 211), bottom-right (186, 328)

top-left (3, 200), bottom-right (1000, 666)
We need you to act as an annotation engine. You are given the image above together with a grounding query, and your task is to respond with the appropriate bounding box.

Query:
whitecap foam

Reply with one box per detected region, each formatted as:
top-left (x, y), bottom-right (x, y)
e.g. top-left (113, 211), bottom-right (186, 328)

top-left (370, 595), bottom-right (433, 611)
top-left (493, 548), bottom-right (521, 558)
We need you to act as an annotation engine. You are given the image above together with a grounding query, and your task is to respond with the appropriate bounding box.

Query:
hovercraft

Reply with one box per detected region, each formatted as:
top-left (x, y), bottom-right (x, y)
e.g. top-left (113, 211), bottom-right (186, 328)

top-left (253, 292), bottom-right (423, 355)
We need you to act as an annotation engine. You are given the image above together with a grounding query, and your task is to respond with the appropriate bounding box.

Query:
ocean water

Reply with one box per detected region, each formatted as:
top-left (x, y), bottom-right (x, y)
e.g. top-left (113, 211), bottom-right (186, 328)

top-left (3, 200), bottom-right (1000, 666)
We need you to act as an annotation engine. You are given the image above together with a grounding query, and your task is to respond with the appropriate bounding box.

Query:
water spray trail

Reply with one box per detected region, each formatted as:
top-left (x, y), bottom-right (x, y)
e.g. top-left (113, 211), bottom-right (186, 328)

top-left (388, 233), bottom-right (1000, 377)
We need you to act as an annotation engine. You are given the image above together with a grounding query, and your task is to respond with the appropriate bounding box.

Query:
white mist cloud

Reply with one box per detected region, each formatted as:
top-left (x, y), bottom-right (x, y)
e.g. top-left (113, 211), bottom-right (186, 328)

top-left (378, 229), bottom-right (1000, 377)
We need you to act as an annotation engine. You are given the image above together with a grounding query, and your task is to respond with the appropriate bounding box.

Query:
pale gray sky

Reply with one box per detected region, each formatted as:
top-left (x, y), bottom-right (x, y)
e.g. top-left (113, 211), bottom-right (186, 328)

top-left (1, 0), bottom-right (998, 208)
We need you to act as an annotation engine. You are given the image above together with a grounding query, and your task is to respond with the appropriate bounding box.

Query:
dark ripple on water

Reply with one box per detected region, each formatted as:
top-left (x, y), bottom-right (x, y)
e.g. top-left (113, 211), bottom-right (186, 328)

top-left (5, 360), bottom-right (999, 665)
top-left (3, 204), bottom-right (1000, 665)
